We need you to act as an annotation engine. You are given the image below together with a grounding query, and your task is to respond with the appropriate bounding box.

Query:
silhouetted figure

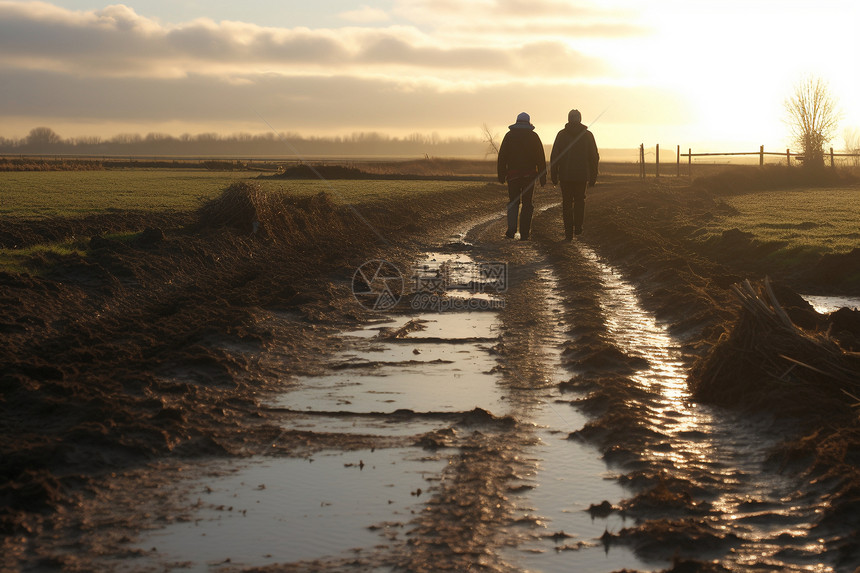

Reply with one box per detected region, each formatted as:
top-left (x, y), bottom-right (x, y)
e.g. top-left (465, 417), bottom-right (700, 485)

top-left (497, 112), bottom-right (546, 240)
top-left (550, 109), bottom-right (599, 240)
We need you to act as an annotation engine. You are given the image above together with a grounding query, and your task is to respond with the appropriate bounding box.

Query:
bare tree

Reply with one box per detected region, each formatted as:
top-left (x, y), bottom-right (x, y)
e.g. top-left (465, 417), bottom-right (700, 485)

top-left (25, 126), bottom-right (62, 148)
top-left (480, 123), bottom-right (500, 157)
top-left (784, 76), bottom-right (841, 168)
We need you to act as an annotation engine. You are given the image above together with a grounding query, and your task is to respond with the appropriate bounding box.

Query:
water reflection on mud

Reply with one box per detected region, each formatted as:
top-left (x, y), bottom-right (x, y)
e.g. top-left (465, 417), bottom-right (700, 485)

top-left (131, 246), bottom-right (659, 572)
top-left (134, 448), bottom-right (444, 570)
top-left (271, 316), bottom-right (505, 414)
top-left (801, 294), bottom-right (860, 314)
top-left (579, 244), bottom-right (835, 571)
top-left (129, 237), bottom-right (842, 571)
top-left (495, 266), bottom-right (655, 572)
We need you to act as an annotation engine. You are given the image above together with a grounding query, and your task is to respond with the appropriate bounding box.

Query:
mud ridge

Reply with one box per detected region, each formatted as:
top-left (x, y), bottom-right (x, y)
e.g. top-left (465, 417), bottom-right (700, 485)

top-left (0, 181), bottom-right (507, 569)
top-left (556, 181), bottom-right (860, 570)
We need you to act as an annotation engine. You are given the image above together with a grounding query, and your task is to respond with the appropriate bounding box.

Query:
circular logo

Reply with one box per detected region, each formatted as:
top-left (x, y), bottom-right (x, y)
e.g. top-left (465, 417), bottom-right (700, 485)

top-left (352, 260), bottom-right (404, 311)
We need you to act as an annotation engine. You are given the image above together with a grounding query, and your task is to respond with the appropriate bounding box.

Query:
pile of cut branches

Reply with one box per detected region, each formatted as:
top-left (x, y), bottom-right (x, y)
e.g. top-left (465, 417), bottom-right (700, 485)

top-left (690, 278), bottom-right (860, 424)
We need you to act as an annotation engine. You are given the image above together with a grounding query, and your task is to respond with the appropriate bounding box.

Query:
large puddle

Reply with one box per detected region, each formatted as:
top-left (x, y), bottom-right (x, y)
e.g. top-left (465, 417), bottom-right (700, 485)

top-left (128, 233), bottom-right (841, 571)
top-left (136, 448), bottom-right (443, 569)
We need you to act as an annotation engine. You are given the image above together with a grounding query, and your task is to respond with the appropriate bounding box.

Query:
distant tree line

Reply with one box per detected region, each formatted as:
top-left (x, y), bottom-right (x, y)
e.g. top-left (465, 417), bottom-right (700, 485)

top-left (0, 127), bottom-right (487, 158)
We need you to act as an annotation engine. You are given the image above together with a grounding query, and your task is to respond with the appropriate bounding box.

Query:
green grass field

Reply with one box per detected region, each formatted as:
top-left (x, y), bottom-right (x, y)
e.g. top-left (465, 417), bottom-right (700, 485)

top-left (0, 169), bottom-right (498, 273)
top-left (4, 169), bottom-right (857, 274)
top-left (0, 169), bottom-right (494, 217)
top-left (701, 188), bottom-right (860, 256)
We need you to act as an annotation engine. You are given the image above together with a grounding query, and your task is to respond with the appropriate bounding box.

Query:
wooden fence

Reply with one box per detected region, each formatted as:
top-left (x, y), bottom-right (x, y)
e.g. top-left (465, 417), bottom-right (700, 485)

top-left (638, 144), bottom-right (860, 178)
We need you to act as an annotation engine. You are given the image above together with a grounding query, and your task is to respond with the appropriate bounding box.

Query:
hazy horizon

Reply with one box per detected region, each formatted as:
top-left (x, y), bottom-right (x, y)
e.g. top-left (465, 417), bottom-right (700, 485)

top-left (1, 0), bottom-right (858, 153)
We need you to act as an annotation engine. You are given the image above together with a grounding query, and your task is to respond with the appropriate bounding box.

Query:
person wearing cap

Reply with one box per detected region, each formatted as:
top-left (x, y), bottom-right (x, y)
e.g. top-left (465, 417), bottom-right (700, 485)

top-left (550, 109), bottom-right (599, 240)
top-left (496, 112), bottom-right (547, 240)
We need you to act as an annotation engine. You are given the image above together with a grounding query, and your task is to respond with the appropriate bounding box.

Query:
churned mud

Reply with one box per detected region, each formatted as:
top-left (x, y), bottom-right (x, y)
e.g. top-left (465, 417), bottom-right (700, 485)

top-left (2, 175), bottom-right (860, 572)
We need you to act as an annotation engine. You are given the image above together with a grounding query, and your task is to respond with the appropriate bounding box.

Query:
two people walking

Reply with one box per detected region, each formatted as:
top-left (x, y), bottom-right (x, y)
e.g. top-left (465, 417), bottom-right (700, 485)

top-left (497, 109), bottom-right (599, 241)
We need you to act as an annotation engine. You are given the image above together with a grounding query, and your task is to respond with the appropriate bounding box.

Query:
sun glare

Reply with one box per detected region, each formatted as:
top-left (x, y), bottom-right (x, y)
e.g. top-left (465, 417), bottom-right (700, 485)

top-left (598, 0), bottom-right (860, 150)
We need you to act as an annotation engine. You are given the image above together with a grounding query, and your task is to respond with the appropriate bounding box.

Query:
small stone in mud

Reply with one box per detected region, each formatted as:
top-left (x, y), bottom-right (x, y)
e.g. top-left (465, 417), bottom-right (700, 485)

top-left (600, 529), bottom-right (612, 547)
top-left (138, 227), bottom-right (165, 245)
top-left (546, 530), bottom-right (574, 542)
top-left (507, 484), bottom-right (534, 494)
top-left (587, 500), bottom-right (615, 518)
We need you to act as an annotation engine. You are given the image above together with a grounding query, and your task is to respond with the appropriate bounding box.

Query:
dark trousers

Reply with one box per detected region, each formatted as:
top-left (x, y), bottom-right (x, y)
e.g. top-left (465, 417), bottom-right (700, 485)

top-left (560, 181), bottom-right (587, 238)
top-left (506, 178), bottom-right (535, 238)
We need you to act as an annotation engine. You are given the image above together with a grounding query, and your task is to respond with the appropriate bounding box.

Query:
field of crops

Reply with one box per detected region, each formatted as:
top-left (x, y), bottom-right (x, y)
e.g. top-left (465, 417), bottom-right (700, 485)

top-left (0, 169), bottom-right (495, 217)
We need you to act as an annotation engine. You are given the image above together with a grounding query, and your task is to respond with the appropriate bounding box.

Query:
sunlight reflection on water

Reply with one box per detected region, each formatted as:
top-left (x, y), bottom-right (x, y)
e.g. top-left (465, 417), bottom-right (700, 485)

top-left (577, 243), bottom-right (835, 571)
top-left (801, 294), bottom-right (860, 314)
top-left (497, 266), bottom-right (657, 573)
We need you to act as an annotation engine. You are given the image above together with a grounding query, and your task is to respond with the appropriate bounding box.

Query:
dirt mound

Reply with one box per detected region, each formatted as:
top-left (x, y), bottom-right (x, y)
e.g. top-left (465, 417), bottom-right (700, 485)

top-left (807, 247), bottom-right (860, 291)
top-left (196, 181), bottom-right (343, 244)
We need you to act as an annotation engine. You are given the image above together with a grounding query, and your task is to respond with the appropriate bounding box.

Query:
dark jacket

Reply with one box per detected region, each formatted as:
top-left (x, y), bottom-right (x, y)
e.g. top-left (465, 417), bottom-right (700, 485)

top-left (550, 123), bottom-right (599, 185)
top-left (497, 129), bottom-right (547, 186)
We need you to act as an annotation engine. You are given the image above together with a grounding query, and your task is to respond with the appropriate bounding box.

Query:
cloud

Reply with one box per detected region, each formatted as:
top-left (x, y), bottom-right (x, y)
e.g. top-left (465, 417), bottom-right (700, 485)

top-left (392, 0), bottom-right (645, 37)
top-left (0, 1), bottom-right (669, 145)
top-left (0, 1), bottom-right (617, 79)
top-left (338, 5), bottom-right (391, 24)
top-left (0, 65), bottom-right (693, 136)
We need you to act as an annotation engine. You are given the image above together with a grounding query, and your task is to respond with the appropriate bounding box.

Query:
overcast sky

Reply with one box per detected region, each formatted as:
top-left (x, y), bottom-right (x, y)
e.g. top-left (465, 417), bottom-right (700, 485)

top-left (1, 0), bottom-right (858, 150)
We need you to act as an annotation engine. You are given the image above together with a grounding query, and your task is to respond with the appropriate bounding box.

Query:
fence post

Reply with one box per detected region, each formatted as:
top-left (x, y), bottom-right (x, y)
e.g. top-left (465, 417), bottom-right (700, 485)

top-left (688, 148), bottom-right (692, 177)
top-left (655, 143), bottom-right (660, 178)
top-left (639, 144), bottom-right (645, 178)
top-left (676, 145), bottom-right (680, 177)
top-left (830, 147), bottom-right (835, 168)
top-left (760, 145), bottom-right (764, 166)
top-left (786, 148), bottom-right (791, 166)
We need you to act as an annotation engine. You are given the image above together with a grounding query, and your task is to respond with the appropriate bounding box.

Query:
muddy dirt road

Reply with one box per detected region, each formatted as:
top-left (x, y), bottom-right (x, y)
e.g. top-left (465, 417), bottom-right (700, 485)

top-left (2, 179), bottom-right (859, 572)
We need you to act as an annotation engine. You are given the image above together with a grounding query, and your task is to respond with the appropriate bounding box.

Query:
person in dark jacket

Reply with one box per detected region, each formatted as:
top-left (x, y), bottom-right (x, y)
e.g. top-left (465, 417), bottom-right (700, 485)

top-left (550, 109), bottom-right (599, 239)
top-left (497, 112), bottom-right (547, 240)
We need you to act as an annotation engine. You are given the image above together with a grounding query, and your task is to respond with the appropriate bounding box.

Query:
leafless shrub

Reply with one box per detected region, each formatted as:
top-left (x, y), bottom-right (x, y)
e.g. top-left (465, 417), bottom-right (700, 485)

top-left (480, 123), bottom-right (500, 157)
top-left (784, 76), bottom-right (842, 169)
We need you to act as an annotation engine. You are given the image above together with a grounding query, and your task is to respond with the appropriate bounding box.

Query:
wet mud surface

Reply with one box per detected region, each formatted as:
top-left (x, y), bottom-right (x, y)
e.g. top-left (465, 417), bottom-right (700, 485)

top-left (2, 179), bottom-right (860, 572)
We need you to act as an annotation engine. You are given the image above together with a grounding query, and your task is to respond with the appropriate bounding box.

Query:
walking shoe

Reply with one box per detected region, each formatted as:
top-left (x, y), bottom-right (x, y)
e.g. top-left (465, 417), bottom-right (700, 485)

top-left (505, 232), bottom-right (516, 239)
